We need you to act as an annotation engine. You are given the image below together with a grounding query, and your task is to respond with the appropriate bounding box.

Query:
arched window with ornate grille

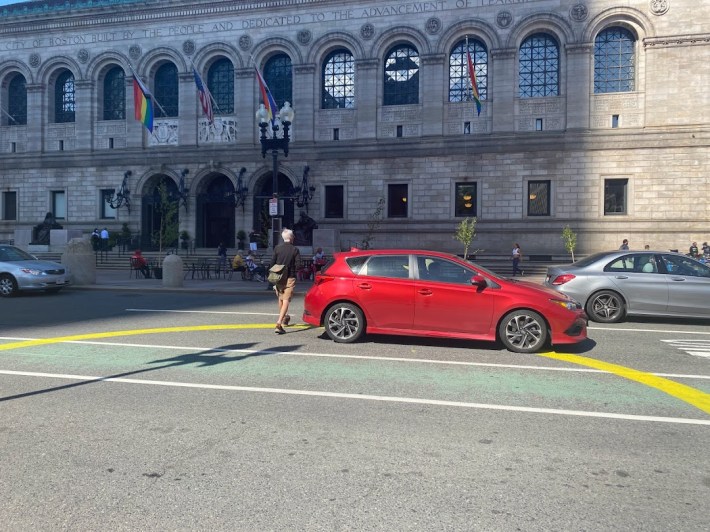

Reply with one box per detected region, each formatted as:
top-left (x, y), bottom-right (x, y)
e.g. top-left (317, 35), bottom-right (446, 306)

top-left (449, 38), bottom-right (488, 102)
top-left (7, 73), bottom-right (26, 126)
top-left (208, 58), bottom-right (234, 115)
top-left (384, 44), bottom-right (419, 105)
top-left (264, 54), bottom-right (292, 107)
top-left (54, 70), bottom-right (75, 123)
top-left (103, 66), bottom-right (125, 121)
top-left (322, 49), bottom-right (355, 109)
top-left (519, 33), bottom-right (559, 98)
top-left (594, 27), bottom-right (635, 93)
top-left (154, 63), bottom-right (179, 118)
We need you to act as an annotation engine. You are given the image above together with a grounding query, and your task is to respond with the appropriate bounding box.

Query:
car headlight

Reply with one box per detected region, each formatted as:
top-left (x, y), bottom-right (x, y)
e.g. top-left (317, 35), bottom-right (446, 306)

top-left (20, 268), bottom-right (43, 276)
top-left (550, 298), bottom-right (581, 311)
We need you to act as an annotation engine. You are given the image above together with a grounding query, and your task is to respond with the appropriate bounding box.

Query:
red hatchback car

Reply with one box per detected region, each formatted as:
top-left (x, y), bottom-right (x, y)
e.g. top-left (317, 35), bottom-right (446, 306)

top-left (303, 250), bottom-right (587, 353)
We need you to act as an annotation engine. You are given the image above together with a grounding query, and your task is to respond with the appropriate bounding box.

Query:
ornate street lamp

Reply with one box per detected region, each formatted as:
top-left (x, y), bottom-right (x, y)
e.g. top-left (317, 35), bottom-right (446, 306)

top-left (106, 170), bottom-right (132, 213)
top-left (293, 164), bottom-right (316, 212)
top-left (257, 102), bottom-right (294, 248)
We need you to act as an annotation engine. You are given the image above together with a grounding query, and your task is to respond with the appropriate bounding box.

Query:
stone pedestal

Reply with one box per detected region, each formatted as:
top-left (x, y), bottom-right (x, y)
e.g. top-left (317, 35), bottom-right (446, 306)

top-left (13, 228), bottom-right (32, 248)
top-left (51, 229), bottom-right (84, 247)
top-left (162, 253), bottom-right (184, 288)
top-left (313, 228), bottom-right (340, 255)
top-left (61, 237), bottom-right (96, 285)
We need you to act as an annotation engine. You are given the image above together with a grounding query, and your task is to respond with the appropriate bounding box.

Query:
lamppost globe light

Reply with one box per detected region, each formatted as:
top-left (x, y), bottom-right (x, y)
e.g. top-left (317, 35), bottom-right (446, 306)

top-left (279, 102), bottom-right (294, 124)
top-left (256, 104), bottom-right (269, 125)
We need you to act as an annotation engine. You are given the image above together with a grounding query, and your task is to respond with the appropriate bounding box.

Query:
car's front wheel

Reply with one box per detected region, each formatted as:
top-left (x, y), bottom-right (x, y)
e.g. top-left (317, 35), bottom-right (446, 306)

top-left (0, 274), bottom-right (18, 297)
top-left (586, 290), bottom-right (625, 323)
top-left (498, 310), bottom-right (548, 353)
top-left (324, 302), bottom-right (365, 343)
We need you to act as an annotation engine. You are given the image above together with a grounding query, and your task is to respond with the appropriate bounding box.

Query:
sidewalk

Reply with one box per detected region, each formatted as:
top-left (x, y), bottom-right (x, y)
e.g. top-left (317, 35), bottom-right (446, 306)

top-left (71, 268), bottom-right (545, 294)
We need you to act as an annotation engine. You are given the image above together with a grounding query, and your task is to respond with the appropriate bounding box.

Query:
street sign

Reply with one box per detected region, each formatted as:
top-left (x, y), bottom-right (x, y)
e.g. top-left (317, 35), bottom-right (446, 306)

top-left (269, 197), bottom-right (278, 216)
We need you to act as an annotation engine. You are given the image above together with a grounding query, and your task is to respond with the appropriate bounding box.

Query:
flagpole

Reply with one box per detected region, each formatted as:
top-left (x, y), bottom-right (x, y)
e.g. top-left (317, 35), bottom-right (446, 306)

top-left (127, 62), bottom-right (168, 118)
top-left (0, 107), bottom-right (17, 124)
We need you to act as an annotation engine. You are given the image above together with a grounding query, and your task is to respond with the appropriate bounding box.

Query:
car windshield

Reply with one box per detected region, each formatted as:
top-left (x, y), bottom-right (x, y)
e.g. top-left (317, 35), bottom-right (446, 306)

top-left (0, 246), bottom-right (35, 262)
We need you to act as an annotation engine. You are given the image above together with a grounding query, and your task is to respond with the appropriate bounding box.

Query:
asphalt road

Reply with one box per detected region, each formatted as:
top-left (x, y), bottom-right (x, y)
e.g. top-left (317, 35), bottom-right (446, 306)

top-left (1, 289), bottom-right (709, 531)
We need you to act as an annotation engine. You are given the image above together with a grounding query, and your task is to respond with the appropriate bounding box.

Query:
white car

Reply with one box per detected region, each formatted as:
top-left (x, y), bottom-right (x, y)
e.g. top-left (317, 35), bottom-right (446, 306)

top-left (0, 244), bottom-right (69, 297)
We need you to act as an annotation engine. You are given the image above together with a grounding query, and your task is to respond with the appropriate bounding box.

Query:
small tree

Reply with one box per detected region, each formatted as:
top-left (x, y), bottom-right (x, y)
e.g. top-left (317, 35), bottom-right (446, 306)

top-left (360, 197), bottom-right (385, 250)
top-left (561, 225), bottom-right (577, 262)
top-left (151, 183), bottom-right (179, 256)
top-left (455, 217), bottom-right (478, 259)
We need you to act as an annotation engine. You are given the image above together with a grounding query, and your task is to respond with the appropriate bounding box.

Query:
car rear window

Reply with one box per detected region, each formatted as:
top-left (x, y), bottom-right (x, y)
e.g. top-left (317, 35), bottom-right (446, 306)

top-left (362, 255), bottom-right (410, 279)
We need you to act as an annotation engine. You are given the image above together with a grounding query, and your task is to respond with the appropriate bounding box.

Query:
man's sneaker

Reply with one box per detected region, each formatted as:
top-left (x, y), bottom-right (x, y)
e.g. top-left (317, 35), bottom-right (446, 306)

top-left (283, 314), bottom-right (291, 326)
top-left (274, 324), bottom-right (285, 334)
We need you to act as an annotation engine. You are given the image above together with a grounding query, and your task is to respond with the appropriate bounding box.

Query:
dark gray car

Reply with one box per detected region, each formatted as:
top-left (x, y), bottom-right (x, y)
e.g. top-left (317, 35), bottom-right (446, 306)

top-left (543, 250), bottom-right (710, 323)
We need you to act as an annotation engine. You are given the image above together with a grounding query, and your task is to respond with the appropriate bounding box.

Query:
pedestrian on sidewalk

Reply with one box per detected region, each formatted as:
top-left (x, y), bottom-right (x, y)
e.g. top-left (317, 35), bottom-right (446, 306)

top-left (512, 243), bottom-right (524, 277)
top-left (272, 228), bottom-right (300, 334)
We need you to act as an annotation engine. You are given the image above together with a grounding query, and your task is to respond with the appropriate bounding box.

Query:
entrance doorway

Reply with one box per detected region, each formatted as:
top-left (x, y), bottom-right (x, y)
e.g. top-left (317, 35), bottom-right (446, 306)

top-left (141, 175), bottom-right (179, 251)
top-left (252, 172), bottom-right (294, 248)
top-left (196, 174), bottom-right (236, 248)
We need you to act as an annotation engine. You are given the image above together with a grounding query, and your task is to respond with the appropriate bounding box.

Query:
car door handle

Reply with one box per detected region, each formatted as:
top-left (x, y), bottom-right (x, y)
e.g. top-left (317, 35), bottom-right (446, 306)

top-left (356, 283), bottom-right (373, 290)
top-left (670, 277), bottom-right (686, 282)
top-left (418, 289), bottom-right (433, 296)
top-left (615, 275), bottom-right (629, 279)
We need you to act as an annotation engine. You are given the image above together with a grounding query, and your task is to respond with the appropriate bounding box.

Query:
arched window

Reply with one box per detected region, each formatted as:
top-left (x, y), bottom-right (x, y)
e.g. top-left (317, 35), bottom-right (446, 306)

top-left (594, 27), bottom-right (635, 93)
top-left (103, 66), bottom-right (125, 120)
top-left (264, 54), bottom-right (292, 107)
top-left (449, 39), bottom-right (488, 102)
top-left (154, 63), bottom-right (178, 118)
top-left (384, 44), bottom-right (419, 105)
top-left (519, 33), bottom-right (559, 98)
top-left (208, 58), bottom-right (234, 115)
top-left (322, 49), bottom-right (355, 109)
top-left (7, 74), bottom-right (26, 126)
top-left (54, 70), bottom-right (75, 123)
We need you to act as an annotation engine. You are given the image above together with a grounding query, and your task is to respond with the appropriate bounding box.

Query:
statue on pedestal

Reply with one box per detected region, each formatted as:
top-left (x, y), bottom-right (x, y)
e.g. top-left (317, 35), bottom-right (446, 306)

top-left (32, 212), bottom-right (63, 245)
top-left (293, 211), bottom-right (317, 246)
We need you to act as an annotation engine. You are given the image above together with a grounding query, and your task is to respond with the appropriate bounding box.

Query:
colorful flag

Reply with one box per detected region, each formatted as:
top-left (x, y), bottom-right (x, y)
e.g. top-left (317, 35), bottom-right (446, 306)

top-left (193, 67), bottom-right (214, 124)
top-left (132, 74), bottom-right (153, 132)
top-left (466, 48), bottom-right (482, 116)
top-left (254, 66), bottom-right (278, 123)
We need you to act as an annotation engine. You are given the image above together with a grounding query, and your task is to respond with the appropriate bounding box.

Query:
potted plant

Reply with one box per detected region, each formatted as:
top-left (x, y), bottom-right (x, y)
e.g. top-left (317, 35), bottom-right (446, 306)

top-left (180, 230), bottom-right (190, 251)
top-left (237, 230), bottom-right (247, 251)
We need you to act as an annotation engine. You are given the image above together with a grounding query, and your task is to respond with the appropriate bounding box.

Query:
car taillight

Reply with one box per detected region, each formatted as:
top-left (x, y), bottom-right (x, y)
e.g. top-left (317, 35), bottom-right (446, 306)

top-left (551, 274), bottom-right (576, 286)
top-left (315, 275), bottom-right (335, 286)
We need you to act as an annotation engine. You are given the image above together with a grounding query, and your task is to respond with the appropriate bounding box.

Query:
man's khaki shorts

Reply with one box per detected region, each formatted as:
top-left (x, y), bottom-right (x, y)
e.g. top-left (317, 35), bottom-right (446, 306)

top-left (276, 277), bottom-right (296, 301)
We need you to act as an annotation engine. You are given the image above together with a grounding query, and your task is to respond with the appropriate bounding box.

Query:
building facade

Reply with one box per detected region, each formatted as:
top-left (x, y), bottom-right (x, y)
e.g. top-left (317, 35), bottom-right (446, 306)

top-left (0, 0), bottom-right (708, 254)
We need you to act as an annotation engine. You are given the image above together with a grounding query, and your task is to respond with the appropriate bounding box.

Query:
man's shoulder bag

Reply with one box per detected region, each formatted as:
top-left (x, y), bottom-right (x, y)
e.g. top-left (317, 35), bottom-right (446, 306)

top-left (267, 264), bottom-right (286, 285)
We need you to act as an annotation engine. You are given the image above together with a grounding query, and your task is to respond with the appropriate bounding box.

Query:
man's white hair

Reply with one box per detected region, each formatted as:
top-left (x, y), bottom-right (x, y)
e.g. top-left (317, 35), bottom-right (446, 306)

top-left (282, 228), bottom-right (295, 243)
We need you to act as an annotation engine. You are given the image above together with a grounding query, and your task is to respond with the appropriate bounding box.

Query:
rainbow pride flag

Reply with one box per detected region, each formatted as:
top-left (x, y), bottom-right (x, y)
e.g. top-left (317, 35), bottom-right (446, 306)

top-left (254, 66), bottom-right (278, 123)
top-left (133, 74), bottom-right (153, 132)
top-left (466, 48), bottom-right (482, 116)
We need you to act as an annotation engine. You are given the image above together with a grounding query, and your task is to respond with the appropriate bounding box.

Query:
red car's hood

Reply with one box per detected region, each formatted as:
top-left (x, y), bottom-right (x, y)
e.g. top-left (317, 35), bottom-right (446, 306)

top-left (500, 277), bottom-right (575, 300)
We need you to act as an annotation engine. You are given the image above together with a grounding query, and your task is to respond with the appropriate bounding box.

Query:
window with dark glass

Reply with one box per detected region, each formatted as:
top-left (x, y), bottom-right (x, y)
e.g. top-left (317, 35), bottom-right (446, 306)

top-left (594, 27), bottom-right (635, 93)
top-left (101, 189), bottom-right (116, 219)
top-left (2, 191), bottom-right (17, 220)
top-left (54, 70), bottom-right (75, 123)
top-left (322, 49), bottom-right (355, 109)
top-left (519, 34), bottom-right (559, 98)
top-left (384, 45), bottom-right (419, 106)
top-left (387, 184), bottom-right (408, 218)
top-left (604, 178), bottom-right (628, 215)
top-left (7, 74), bottom-right (27, 126)
top-left (449, 39), bottom-right (488, 102)
top-left (52, 190), bottom-right (66, 220)
top-left (528, 180), bottom-right (550, 216)
top-left (103, 66), bottom-right (125, 121)
top-left (455, 182), bottom-right (477, 217)
top-left (324, 185), bottom-right (344, 218)
top-left (264, 54), bottom-right (292, 107)
top-left (364, 255), bottom-right (410, 279)
top-left (208, 58), bottom-right (234, 115)
top-left (154, 63), bottom-right (179, 118)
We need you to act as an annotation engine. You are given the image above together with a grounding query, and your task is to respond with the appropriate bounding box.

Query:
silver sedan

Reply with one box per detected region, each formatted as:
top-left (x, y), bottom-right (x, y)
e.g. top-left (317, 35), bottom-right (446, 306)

top-left (543, 250), bottom-right (710, 323)
top-left (0, 244), bottom-right (69, 297)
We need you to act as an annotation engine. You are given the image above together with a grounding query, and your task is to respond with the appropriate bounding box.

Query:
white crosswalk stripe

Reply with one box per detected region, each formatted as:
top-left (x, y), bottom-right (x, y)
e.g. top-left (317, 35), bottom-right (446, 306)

top-left (662, 339), bottom-right (710, 358)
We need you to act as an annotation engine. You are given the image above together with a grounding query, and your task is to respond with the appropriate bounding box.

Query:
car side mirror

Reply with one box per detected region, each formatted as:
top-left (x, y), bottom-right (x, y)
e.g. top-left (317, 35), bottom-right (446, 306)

top-left (471, 274), bottom-right (487, 287)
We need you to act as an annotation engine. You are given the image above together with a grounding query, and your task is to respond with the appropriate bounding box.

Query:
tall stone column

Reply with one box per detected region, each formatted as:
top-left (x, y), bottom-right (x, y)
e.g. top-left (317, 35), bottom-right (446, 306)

top-left (125, 75), bottom-right (146, 149)
top-left (355, 59), bottom-right (378, 139)
top-left (490, 48), bottom-right (516, 133)
top-left (74, 80), bottom-right (94, 150)
top-left (420, 54), bottom-right (445, 136)
top-left (235, 67), bottom-right (255, 147)
top-left (178, 71), bottom-right (197, 146)
top-left (25, 83), bottom-right (44, 152)
top-left (565, 44), bottom-right (592, 130)
top-left (292, 64), bottom-right (315, 143)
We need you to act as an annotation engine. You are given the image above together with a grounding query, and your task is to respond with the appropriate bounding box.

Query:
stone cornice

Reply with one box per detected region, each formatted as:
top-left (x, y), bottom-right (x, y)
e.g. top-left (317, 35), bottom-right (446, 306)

top-left (355, 58), bottom-right (379, 70)
top-left (565, 43), bottom-right (593, 54)
top-left (644, 34), bottom-right (710, 48)
top-left (490, 48), bottom-right (516, 60)
top-left (294, 63), bottom-right (316, 75)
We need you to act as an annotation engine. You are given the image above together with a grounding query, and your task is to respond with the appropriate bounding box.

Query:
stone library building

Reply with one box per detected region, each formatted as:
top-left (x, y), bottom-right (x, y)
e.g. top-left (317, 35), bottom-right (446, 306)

top-left (0, 0), bottom-right (707, 255)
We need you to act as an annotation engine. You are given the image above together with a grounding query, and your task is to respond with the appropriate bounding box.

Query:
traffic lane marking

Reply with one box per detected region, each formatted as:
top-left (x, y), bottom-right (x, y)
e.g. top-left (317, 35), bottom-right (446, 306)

top-left (1, 368), bottom-right (709, 426)
top-left (588, 325), bottom-right (710, 335)
top-left (539, 352), bottom-right (710, 415)
top-left (1, 326), bottom-right (709, 416)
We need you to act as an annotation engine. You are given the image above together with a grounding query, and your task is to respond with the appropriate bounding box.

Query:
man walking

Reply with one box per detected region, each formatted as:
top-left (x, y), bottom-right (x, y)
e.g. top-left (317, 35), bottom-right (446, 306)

top-left (100, 227), bottom-right (110, 251)
top-left (271, 228), bottom-right (300, 334)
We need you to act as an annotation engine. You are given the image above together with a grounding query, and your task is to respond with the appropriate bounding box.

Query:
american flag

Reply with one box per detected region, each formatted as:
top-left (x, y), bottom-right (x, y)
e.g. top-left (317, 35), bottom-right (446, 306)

top-left (193, 67), bottom-right (214, 124)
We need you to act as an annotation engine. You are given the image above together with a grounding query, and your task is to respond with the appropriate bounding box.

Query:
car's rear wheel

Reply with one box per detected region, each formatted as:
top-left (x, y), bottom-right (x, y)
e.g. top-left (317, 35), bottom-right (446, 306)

top-left (325, 302), bottom-right (365, 343)
top-left (498, 310), bottom-right (548, 353)
top-left (586, 290), bottom-right (625, 323)
top-left (0, 274), bottom-right (18, 297)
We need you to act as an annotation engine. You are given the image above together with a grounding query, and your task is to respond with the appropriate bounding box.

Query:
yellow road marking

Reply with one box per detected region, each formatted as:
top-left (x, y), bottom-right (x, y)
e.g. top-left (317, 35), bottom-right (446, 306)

top-left (539, 352), bottom-right (710, 415)
top-left (0, 324), bottom-right (307, 351)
